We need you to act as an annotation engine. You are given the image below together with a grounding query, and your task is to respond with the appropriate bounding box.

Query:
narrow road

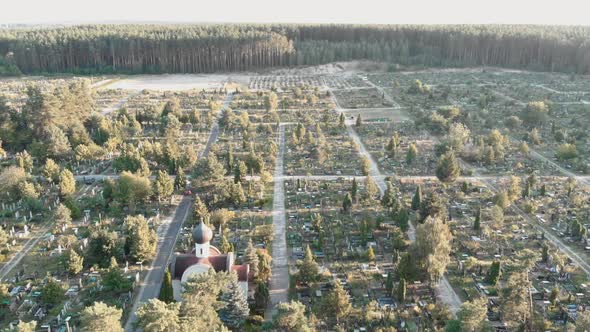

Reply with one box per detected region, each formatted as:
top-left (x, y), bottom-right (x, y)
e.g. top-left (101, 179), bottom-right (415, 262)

top-left (123, 196), bottom-right (192, 331)
top-left (266, 123), bottom-right (289, 320)
top-left (124, 93), bottom-right (232, 331)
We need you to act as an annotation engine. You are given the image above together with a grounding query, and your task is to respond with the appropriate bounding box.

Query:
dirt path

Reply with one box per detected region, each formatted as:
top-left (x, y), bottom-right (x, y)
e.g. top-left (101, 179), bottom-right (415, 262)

top-left (265, 123), bottom-right (289, 320)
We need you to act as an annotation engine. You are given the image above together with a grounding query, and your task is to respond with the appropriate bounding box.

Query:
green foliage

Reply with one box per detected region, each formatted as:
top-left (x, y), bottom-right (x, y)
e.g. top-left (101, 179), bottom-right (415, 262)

top-left (86, 228), bottom-right (123, 268)
top-left (342, 192), bottom-right (352, 213)
top-left (1, 25), bottom-right (590, 76)
top-left (160, 268), bottom-right (175, 304)
top-left (436, 151), bottom-right (460, 183)
top-left (411, 185), bottom-right (422, 210)
top-left (53, 203), bottom-right (72, 233)
top-left (556, 143), bottom-right (578, 160)
top-left (321, 280), bottom-right (352, 324)
top-left (136, 299), bottom-right (180, 332)
top-left (219, 277), bottom-right (249, 329)
top-left (244, 240), bottom-right (260, 278)
top-left (298, 245), bottom-right (319, 284)
top-left (273, 300), bottom-right (312, 331)
top-left (124, 215), bottom-right (157, 262)
top-left (80, 301), bottom-right (123, 332)
top-left (41, 278), bottom-right (66, 307)
top-left (474, 207), bottom-right (481, 231)
top-left (487, 261), bottom-right (501, 285)
top-left (153, 170), bottom-right (174, 202)
top-left (174, 167), bottom-right (187, 189)
top-left (102, 261), bottom-right (132, 293)
top-left (67, 249), bottom-right (84, 276)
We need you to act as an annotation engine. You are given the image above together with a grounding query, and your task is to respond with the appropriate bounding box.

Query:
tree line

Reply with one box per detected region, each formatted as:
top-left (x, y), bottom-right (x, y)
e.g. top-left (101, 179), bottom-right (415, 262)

top-left (0, 24), bottom-right (589, 75)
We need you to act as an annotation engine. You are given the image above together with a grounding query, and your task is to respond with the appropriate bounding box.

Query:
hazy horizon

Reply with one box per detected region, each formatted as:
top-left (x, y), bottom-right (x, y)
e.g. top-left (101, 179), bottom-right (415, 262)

top-left (2, 0), bottom-right (590, 26)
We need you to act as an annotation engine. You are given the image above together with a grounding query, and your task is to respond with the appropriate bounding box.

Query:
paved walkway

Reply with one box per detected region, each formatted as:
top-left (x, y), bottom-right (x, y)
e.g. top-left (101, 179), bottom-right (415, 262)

top-left (265, 123), bottom-right (289, 320)
top-left (123, 196), bottom-right (192, 331)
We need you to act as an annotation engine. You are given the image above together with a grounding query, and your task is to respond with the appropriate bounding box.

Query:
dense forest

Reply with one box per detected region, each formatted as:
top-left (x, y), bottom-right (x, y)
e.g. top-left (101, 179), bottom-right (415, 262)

top-left (0, 24), bottom-right (589, 75)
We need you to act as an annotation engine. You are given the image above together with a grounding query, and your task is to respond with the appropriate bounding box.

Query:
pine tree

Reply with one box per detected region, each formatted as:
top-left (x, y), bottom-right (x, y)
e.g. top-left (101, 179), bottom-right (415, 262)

top-left (321, 280), bottom-right (351, 324)
top-left (234, 160), bottom-right (247, 184)
top-left (59, 168), bottom-right (76, 197)
top-left (385, 272), bottom-right (394, 295)
top-left (487, 261), bottom-right (501, 285)
top-left (53, 203), bottom-right (72, 233)
top-left (436, 151), bottom-right (460, 183)
top-left (351, 178), bottom-right (358, 202)
top-left (364, 176), bottom-right (378, 201)
top-left (67, 249), bottom-right (84, 276)
top-left (159, 268), bottom-right (175, 303)
top-left (338, 113), bottom-right (345, 128)
top-left (42, 158), bottom-right (60, 183)
top-left (219, 277), bottom-right (249, 329)
top-left (386, 135), bottom-right (398, 158)
top-left (124, 215), bottom-right (157, 262)
top-left (342, 192), bottom-right (352, 213)
top-left (193, 197), bottom-right (209, 223)
top-left (219, 235), bottom-right (232, 254)
top-left (226, 146), bottom-right (234, 175)
top-left (174, 167), bottom-right (187, 190)
top-left (298, 245), bottom-right (319, 283)
top-left (381, 181), bottom-right (398, 213)
top-left (254, 281), bottom-right (269, 309)
top-left (355, 114), bottom-right (362, 127)
top-left (541, 244), bottom-right (549, 263)
top-left (474, 207), bottom-right (481, 231)
top-left (153, 170), bottom-right (174, 203)
top-left (397, 208), bottom-right (409, 232)
top-left (367, 245), bottom-right (375, 262)
top-left (244, 240), bottom-right (259, 278)
top-left (80, 302), bottom-right (123, 332)
top-left (406, 143), bottom-right (418, 164)
top-left (411, 185), bottom-right (422, 210)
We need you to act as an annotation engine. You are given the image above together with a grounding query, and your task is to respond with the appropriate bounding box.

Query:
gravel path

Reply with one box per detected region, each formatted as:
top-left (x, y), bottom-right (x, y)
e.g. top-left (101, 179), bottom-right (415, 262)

top-left (265, 123), bottom-right (289, 320)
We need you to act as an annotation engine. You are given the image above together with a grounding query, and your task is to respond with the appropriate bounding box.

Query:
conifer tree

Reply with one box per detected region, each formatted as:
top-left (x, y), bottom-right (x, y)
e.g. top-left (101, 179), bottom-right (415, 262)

top-left (159, 268), bottom-right (175, 303)
top-left (411, 185), bottom-right (422, 210)
top-left (244, 240), bottom-right (259, 278)
top-left (474, 207), bottom-right (481, 231)
top-left (219, 277), bottom-right (249, 329)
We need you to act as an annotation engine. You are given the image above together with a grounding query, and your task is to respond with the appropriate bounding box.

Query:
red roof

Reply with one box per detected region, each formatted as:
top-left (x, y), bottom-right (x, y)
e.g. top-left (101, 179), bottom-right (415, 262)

top-left (231, 264), bottom-right (249, 282)
top-left (171, 252), bottom-right (249, 282)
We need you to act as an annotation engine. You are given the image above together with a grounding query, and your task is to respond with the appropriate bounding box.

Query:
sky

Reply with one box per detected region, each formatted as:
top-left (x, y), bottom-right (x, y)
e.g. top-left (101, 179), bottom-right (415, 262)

top-left (2, 0), bottom-right (589, 26)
